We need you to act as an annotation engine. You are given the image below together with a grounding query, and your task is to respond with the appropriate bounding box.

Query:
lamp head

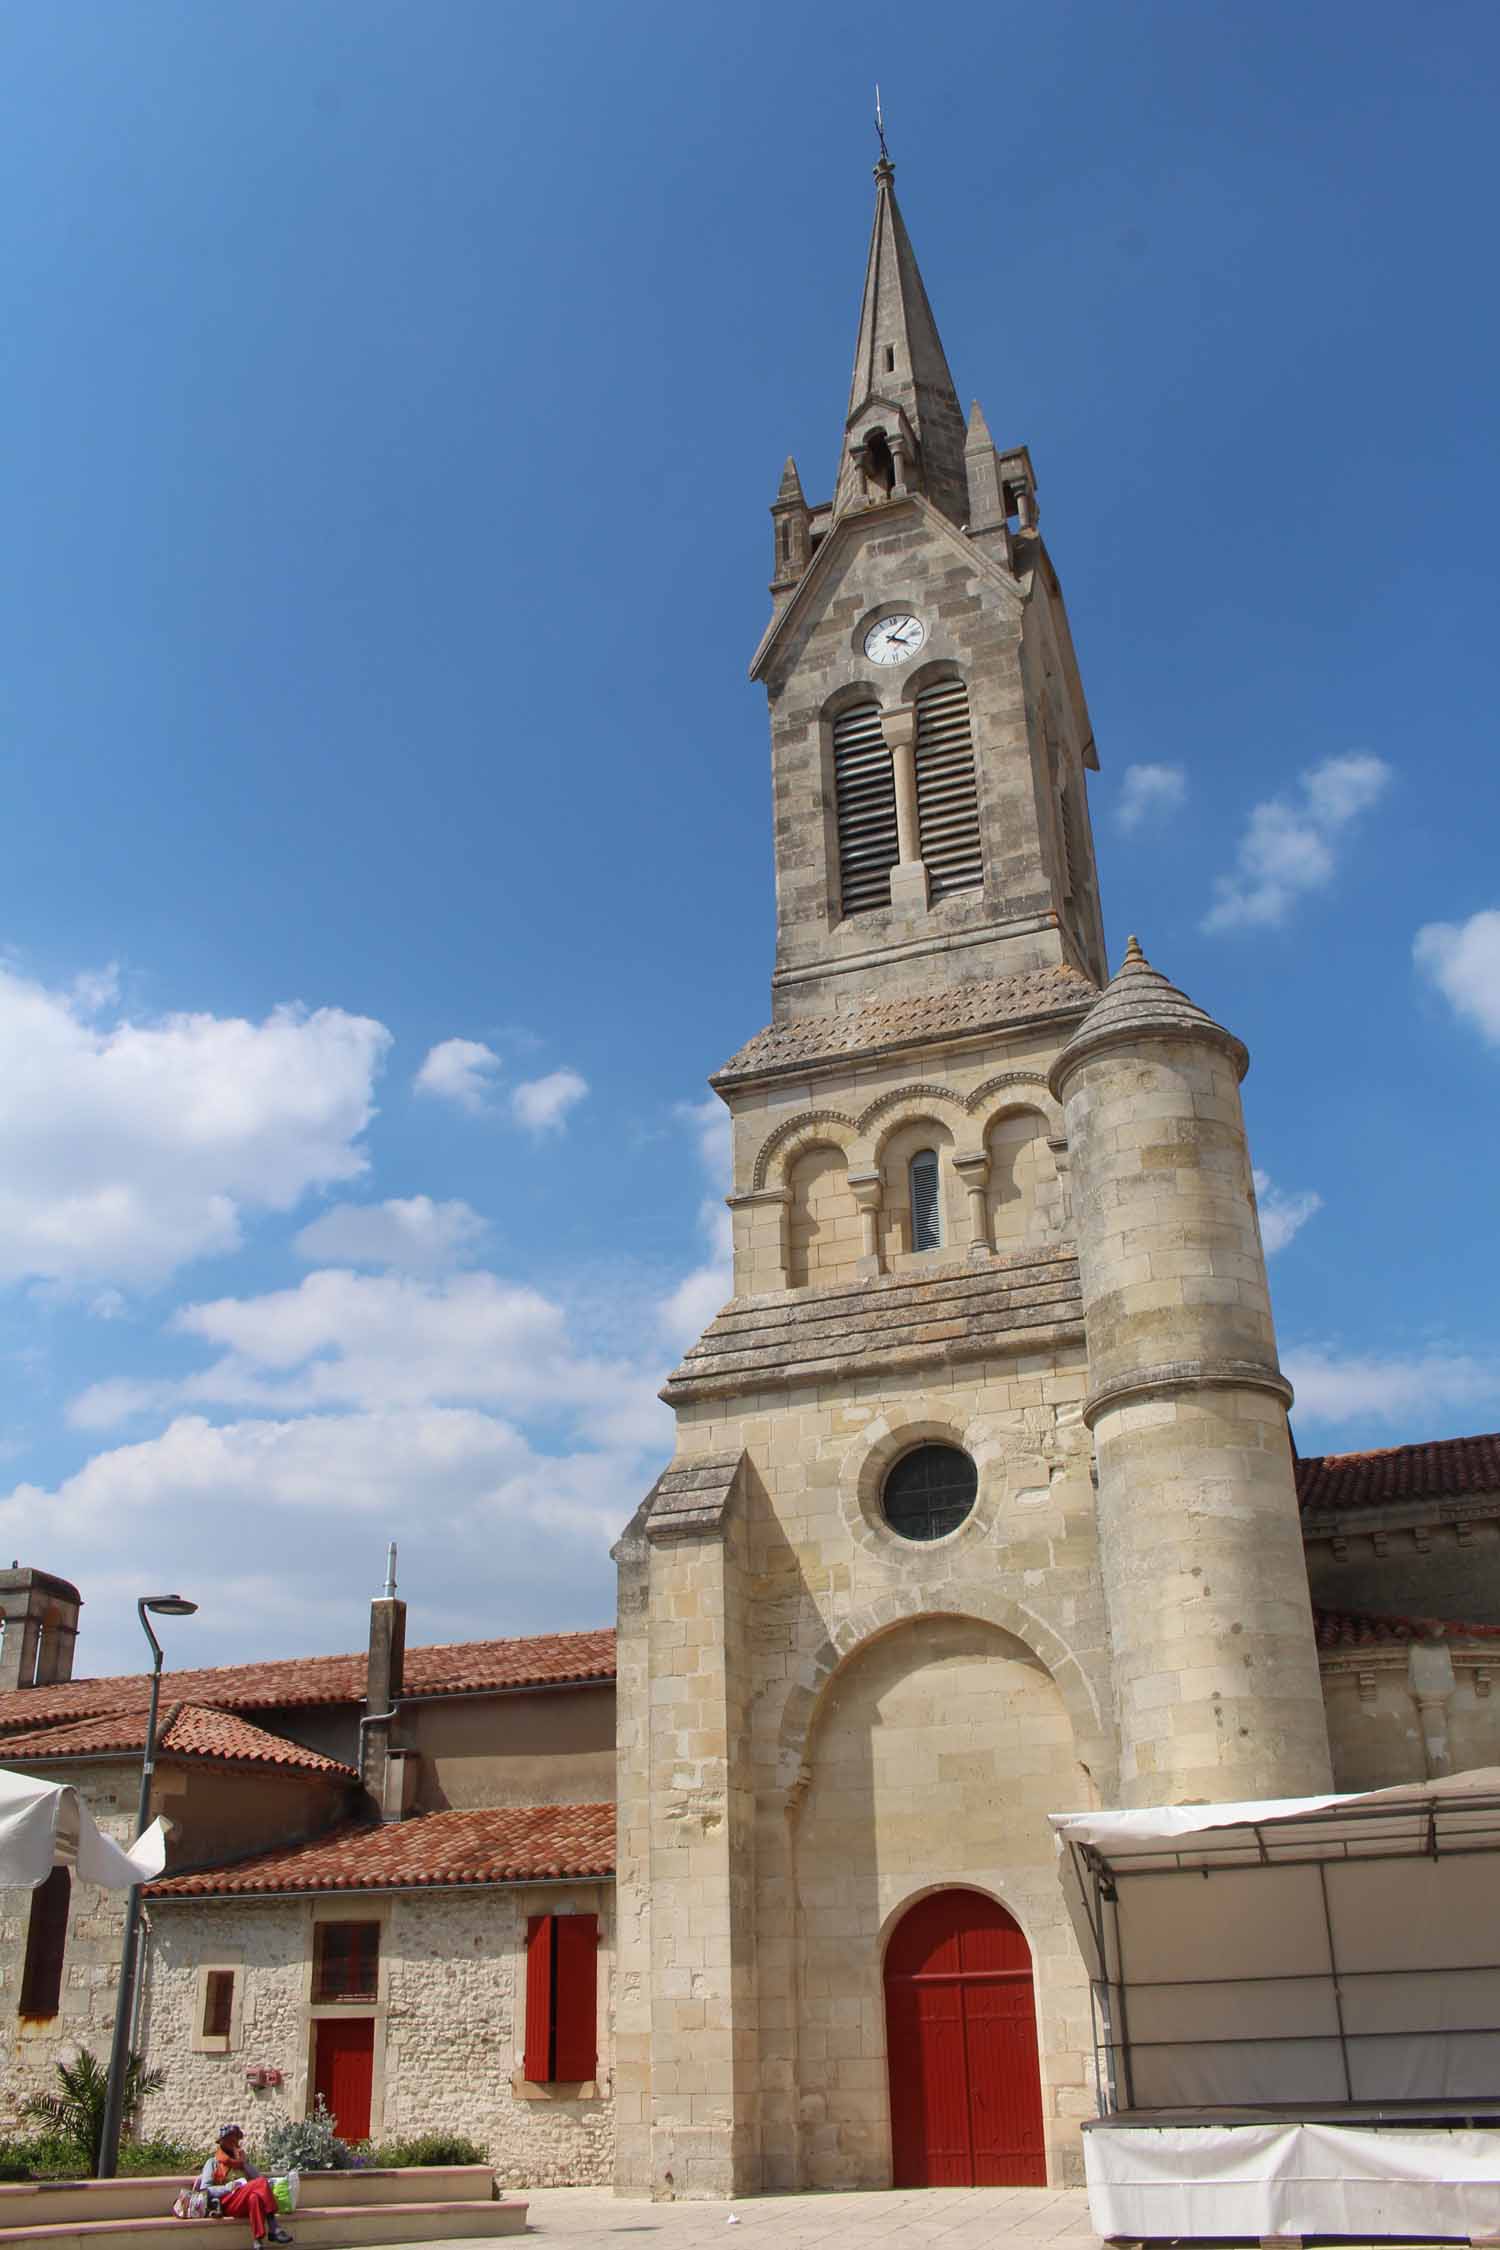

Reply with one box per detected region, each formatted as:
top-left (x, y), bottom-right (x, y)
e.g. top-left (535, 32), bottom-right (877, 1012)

top-left (142, 1595), bottom-right (198, 1618)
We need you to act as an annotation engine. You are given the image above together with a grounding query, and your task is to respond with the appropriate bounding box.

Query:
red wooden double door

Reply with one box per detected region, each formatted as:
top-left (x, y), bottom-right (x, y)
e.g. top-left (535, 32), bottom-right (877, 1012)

top-left (884, 1888), bottom-right (1046, 2187)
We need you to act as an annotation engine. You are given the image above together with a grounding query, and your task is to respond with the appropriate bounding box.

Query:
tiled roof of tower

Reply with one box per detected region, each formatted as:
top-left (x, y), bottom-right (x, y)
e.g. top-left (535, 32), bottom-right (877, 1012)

top-left (663, 1247), bottom-right (1082, 1402)
top-left (0, 1702), bottom-right (357, 1777)
top-left (148, 1801), bottom-right (616, 1898)
top-left (0, 1627), bottom-right (616, 1737)
top-left (1296, 1432), bottom-right (1500, 1513)
top-left (1314, 1607), bottom-right (1500, 1649)
top-left (712, 967), bottom-right (1097, 1086)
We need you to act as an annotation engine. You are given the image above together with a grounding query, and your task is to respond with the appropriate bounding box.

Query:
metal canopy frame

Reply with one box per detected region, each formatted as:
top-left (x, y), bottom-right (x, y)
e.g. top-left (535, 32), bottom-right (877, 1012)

top-left (1053, 1777), bottom-right (1500, 2123)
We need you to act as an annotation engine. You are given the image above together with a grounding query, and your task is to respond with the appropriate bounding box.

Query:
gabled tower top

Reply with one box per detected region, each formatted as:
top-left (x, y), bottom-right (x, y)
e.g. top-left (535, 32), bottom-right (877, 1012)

top-left (835, 157), bottom-right (970, 526)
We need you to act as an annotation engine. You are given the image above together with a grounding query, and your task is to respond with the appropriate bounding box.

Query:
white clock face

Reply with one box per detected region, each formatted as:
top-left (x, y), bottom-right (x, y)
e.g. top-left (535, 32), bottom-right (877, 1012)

top-left (863, 613), bottom-right (926, 665)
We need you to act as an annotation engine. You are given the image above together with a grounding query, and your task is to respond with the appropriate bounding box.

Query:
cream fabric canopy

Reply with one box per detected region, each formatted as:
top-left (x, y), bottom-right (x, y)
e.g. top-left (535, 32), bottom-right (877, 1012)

top-left (0, 1767), bottom-right (167, 1891)
top-left (1050, 1768), bottom-right (1500, 2111)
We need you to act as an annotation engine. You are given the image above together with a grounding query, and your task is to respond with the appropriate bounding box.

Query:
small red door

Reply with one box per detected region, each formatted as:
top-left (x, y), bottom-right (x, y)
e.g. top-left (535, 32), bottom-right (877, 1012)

top-left (313, 2016), bottom-right (374, 2142)
top-left (885, 1889), bottom-right (1046, 2187)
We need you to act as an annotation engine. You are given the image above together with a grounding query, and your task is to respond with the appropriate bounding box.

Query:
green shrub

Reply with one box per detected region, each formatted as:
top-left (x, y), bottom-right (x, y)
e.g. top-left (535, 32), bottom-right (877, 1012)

top-left (19, 2049), bottom-right (165, 2175)
top-left (0, 2132), bottom-right (95, 2181)
top-left (367, 2132), bottom-right (487, 2169)
top-left (257, 2098), bottom-right (355, 2173)
top-left (117, 2136), bottom-right (201, 2177)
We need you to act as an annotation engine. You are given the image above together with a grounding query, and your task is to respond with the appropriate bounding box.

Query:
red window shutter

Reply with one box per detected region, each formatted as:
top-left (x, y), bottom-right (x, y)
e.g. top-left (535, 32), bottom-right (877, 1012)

top-left (552, 1913), bottom-right (598, 2082)
top-left (524, 1914), bottom-right (555, 2083)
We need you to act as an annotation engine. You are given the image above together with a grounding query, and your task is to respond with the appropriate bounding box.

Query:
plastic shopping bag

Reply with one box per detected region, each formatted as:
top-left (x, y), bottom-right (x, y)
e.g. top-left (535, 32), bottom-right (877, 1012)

top-left (272, 2172), bottom-right (300, 2215)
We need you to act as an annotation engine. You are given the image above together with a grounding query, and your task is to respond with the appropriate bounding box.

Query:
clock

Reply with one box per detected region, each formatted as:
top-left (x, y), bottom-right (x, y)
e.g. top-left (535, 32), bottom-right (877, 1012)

top-left (863, 613), bottom-right (926, 665)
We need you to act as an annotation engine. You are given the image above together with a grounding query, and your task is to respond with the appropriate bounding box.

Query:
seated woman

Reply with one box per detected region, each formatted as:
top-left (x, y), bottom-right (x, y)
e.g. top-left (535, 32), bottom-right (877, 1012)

top-left (197, 2124), bottom-right (293, 2249)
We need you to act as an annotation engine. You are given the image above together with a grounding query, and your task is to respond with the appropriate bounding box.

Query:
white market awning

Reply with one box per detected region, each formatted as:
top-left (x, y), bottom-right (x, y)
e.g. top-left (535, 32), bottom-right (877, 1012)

top-left (1049, 1769), bottom-right (1500, 2116)
top-left (0, 1767), bottom-right (168, 1891)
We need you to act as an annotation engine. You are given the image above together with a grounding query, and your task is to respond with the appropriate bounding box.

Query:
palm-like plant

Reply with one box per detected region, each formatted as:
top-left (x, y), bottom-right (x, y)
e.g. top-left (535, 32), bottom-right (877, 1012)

top-left (21, 2049), bottom-right (166, 2174)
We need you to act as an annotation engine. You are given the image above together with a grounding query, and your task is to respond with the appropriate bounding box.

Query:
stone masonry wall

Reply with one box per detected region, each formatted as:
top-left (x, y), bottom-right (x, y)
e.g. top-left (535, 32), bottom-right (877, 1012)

top-left (138, 1887), bottom-right (614, 2185)
top-left (0, 1773), bottom-right (137, 2130)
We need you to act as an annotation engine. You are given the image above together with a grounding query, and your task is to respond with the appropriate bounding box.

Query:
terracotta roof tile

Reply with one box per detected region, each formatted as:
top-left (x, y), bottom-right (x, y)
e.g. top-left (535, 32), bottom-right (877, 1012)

top-left (147, 1801), bottom-right (616, 1898)
top-left (0, 1702), bottom-right (357, 1777)
top-left (0, 1627), bottom-right (615, 1739)
top-left (1297, 1432), bottom-right (1500, 1514)
top-left (1314, 1607), bottom-right (1500, 1650)
top-left (713, 967), bottom-right (1096, 1086)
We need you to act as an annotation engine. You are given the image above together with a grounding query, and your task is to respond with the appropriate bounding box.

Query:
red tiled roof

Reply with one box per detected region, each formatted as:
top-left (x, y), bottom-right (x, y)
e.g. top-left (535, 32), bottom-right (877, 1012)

top-left (1297, 1432), bottom-right (1500, 1514)
top-left (148, 1801), bottom-right (616, 1898)
top-left (1314, 1607), bottom-right (1500, 1650)
top-left (0, 1627), bottom-right (616, 1738)
top-left (0, 1701), bottom-right (356, 1777)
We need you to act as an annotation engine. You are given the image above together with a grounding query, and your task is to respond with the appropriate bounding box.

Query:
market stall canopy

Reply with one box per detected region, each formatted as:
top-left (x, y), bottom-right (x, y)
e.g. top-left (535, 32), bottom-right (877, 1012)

top-left (1049, 1768), bottom-right (1500, 2112)
top-left (0, 1767), bottom-right (167, 1891)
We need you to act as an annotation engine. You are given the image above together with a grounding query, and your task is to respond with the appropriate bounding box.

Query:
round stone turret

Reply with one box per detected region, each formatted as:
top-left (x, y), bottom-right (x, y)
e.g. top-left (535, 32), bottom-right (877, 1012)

top-left (1050, 938), bottom-right (1331, 1806)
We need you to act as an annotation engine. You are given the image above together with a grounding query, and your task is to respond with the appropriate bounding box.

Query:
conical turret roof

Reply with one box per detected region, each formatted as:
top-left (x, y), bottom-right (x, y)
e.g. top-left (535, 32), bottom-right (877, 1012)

top-left (1049, 936), bottom-right (1248, 1096)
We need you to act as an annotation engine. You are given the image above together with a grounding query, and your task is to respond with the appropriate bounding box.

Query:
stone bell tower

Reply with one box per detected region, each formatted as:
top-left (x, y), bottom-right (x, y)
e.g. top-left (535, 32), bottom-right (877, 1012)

top-left (614, 153), bottom-right (1330, 2201)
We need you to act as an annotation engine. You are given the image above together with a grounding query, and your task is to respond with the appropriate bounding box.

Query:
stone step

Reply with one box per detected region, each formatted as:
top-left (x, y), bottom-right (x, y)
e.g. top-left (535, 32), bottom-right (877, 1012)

top-left (0, 2173), bottom-right (497, 2230)
top-left (0, 2199), bottom-right (527, 2250)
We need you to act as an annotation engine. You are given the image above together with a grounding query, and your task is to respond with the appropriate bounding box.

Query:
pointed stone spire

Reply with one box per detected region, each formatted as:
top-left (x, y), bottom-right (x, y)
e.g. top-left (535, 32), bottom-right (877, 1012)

top-left (964, 397), bottom-right (1010, 559)
top-left (769, 454), bottom-right (813, 601)
top-left (1049, 935), bottom-right (1249, 1096)
top-left (834, 159), bottom-right (970, 525)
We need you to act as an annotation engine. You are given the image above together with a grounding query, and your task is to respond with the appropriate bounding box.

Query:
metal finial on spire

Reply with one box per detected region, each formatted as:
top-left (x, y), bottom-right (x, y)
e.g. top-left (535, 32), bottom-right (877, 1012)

top-left (874, 84), bottom-right (890, 167)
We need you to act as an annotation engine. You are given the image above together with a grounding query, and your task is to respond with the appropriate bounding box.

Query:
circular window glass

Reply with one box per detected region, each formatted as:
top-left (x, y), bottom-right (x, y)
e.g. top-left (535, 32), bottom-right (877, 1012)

top-left (881, 1443), bottom-right (978, 1542)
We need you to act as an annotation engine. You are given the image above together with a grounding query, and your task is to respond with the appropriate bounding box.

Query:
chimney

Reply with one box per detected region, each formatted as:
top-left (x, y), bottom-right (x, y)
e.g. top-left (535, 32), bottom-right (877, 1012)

top-left (360, 1543), bottom-right (408, 1816)
top-left (0, 1567), bottom-right (83, 1693)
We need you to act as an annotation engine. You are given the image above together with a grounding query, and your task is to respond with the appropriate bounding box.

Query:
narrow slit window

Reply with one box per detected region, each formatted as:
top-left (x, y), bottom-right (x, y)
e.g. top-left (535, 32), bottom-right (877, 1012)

top-left (203, 1970), bottom-right (235, 2040)
top-left (884, 345), bottom-right (896, 373)
top-left (914, 678), bottom-right (983, 899)
top-left (832, 702), bottom-right (898, 917)
top-left (19, 1867), bottom-right (69, 2020)
top-left (909, 1149), bottom-right (942, 1252)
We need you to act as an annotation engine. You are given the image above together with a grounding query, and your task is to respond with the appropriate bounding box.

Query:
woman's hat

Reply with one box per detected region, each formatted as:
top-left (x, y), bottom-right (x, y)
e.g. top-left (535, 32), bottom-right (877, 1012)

top-left (218, 2124), bottom-right (244, 2144)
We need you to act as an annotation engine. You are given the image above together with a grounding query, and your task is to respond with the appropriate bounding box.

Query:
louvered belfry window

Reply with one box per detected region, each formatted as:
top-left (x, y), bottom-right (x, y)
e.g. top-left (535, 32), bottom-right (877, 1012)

top-left (832, 701), bottom-right (898, 916)
top-left (914, 678), bottom-right (983, 899)
top-left (909, 1149), bottom-right (942, 1252)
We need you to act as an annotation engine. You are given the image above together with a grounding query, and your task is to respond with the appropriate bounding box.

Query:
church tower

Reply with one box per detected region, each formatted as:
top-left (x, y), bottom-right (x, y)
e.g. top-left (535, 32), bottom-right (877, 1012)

top-left (614, 155), bottom-right (1328, 2202)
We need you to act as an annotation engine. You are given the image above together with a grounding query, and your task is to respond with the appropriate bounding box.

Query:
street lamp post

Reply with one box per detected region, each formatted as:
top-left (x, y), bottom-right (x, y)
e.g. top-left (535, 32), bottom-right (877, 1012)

top-left (97, 1594), bottom-right (197, 2179)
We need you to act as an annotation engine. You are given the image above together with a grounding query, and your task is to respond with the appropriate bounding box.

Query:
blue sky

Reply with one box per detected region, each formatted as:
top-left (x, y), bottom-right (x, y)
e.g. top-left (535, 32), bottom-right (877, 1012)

top-left (1, 0), bottom-right (1497, 1675)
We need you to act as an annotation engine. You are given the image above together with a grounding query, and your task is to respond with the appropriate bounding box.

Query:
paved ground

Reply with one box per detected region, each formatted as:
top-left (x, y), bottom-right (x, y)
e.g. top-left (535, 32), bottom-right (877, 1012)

top-left (516, 2185), bottom-right (1100, 2249)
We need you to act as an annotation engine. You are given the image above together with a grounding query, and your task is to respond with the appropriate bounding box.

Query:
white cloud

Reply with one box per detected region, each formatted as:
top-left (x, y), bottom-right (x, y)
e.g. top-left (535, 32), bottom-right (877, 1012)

top-left (1286, 1347), bottom-right (1498, 1430)
top-left (510, 1068), bottom-right (589, 1135)
top-left (657, 1098), bottom-right (734, 1351)
top-left (413, 1038), bottom-right (501, 1114)
top-left (1203, 753), bottom-right (1392, 933)
top-left (0, 964), bottom-right (389, 1290)
top-left (1252, 1168), bottom-right (1322, 1255)
top-left (1414, 908), bottom-right (1500, 1046)
top-left (293, 1196), bottom-right (488, 1272)
top-left (1117, 763), bottom-right (1187, 832)
top-left (68, 1266), bottom-right (658, 1440)
top-left (0, 1408), bottom-right (629, 1672)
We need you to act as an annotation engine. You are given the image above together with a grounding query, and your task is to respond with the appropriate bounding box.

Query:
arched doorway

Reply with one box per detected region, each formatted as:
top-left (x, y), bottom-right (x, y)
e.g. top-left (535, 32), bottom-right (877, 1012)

top-left (884, 1888), bottom-right (1046, 2187)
